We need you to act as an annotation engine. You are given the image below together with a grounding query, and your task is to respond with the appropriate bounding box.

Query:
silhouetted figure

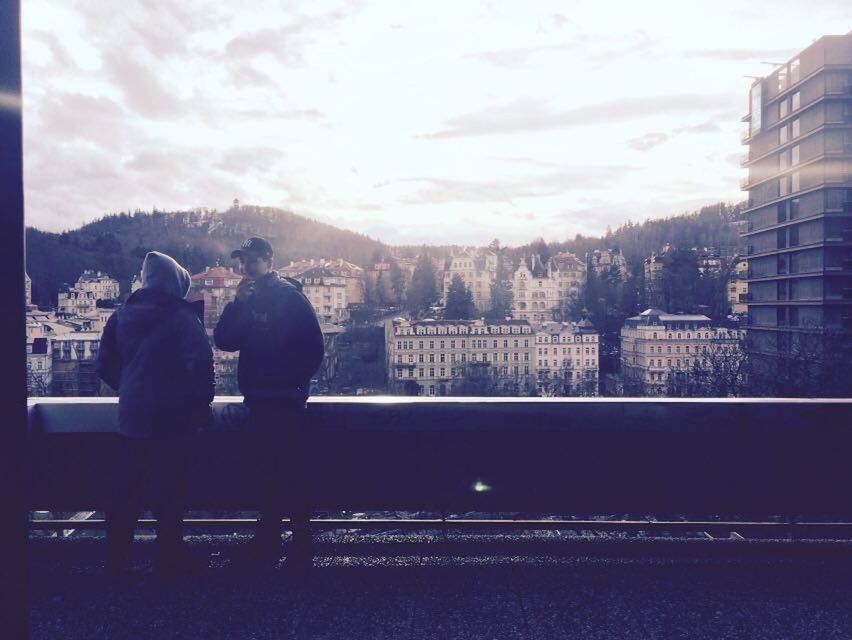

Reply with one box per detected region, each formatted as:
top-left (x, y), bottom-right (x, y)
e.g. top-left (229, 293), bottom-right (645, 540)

top-left (214, 237), bottom-right (324, 572)
top-left (98, 251), bottom-right (214, 577)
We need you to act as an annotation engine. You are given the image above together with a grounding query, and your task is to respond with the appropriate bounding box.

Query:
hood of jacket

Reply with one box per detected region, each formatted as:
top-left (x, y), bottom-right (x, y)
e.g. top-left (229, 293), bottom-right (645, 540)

top-left (141, 251), bottom-right (191, 299)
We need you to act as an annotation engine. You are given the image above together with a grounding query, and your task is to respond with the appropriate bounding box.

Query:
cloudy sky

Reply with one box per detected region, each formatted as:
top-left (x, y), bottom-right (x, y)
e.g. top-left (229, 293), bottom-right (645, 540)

top-left (22, 1), bottom-right (852, 245)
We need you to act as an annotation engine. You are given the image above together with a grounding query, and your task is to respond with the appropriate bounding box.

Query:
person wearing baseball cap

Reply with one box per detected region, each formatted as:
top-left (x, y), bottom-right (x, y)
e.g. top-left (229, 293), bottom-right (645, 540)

top-left (230, 236), bottom-right (274, 262)
top-left (214, 236), bottom-right (324, 573)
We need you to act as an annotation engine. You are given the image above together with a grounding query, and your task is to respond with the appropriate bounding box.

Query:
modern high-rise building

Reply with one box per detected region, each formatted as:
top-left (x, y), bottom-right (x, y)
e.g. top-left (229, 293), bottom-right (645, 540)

top-left (741, 32), bottom-right (852, 372)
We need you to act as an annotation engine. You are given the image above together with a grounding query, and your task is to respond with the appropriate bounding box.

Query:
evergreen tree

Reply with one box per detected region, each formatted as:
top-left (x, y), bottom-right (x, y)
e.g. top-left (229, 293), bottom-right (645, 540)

top-left (389, 259), bottom-right (405, 306)
top-left (662, 248), bottom-right (700, 312)
top-left (485, 246), bottom-right (513, 320)
top-left (407, 251), bottom-right (439, 315)
top-left (445, 273), bottom-right (474, 320)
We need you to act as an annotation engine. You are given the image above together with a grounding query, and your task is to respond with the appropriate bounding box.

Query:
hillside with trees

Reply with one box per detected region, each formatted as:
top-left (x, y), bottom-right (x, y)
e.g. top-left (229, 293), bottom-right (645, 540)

top-left (26, 204), bottom-right (385, 307)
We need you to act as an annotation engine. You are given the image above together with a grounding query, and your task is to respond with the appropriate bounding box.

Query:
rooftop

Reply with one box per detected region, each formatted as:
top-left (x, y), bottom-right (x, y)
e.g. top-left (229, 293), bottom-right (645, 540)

top-left (30, 531), bottom-right (852, 639)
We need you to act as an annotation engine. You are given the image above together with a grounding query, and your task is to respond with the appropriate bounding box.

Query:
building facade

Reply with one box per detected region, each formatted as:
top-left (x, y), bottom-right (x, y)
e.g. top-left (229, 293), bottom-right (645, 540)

top-left (727, 258), bottom-right (749, 315)
top-left (280, 258), bottom-right (365, 306)
top-left (620, 308), bottom-right (745, 394)
top-left (298, 266), bottom-right (349, 323)
top-left (189, 266), bottom-right (242, 394)
top-left (190, 266), bottom-right (242, 332)
top-left (49, 331), bottom-right (102, 396)
top-left (741, 32), bottom-right (852, 366)
top-left (533, 319), bottom-right (600, 396)
top-left (512, 252), bottom-right (585, 322)
top-left (58, 270), bottom-right (120, 316)
top-left (588, 248), bottom-right (629, 278)
top-left (385, 318), bottom-right (536, 396)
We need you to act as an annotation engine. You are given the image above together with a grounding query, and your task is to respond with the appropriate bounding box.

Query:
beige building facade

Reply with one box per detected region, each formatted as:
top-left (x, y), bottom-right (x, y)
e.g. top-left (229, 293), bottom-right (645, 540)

top-left (620, 308), bottom-right (745, 393)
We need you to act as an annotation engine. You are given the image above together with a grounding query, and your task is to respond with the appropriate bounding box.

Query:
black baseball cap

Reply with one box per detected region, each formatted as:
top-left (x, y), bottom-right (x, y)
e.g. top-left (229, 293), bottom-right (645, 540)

top-left (231, 236), bottom-right (273, 260)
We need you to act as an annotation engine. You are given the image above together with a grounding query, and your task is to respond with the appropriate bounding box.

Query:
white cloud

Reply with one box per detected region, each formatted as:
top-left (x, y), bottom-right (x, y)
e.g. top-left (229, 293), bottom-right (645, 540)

top-left (20, 0), bottom-right (852, 244)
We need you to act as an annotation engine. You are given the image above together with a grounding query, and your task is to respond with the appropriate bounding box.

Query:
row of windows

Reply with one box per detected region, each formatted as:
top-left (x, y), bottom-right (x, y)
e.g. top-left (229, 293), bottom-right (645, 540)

top-left (400, 365), bottom-right (532, 379)
top-left (649, 331), bottom-right (730, 340)
top-left (537, 347), bottom-right (596, 356)
top-left (397, 352), bottom-right (531, 364)
top-left (396, 339), bottom-right (531, 349)
top-left (536, 335), bottom-right (597, 343)
top-left (645, 344), bottom-right (714, 354)
top-left (397, 326), bottom-right (532, 336)
top-left (538, 359), bottom-right (595, 368)
top-left (538, 370), bottom-right (596, 380)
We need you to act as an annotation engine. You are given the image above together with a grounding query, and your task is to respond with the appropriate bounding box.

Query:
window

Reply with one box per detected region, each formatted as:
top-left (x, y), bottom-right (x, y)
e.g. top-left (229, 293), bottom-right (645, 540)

top-left (792, 118), bottom-right (800, 138)
top-left (792, 91), bottom-right (801, 111)
top-left (778, 202), bottom-right (787, 224)
top-left (778, 66), bottom-right (788, 92)
top-left (789, 58), bottom-right (800, 84)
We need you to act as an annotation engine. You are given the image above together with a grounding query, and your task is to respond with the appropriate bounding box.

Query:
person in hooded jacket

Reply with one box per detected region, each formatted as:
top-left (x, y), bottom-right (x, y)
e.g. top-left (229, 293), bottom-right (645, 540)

top-left (214, 237), bottom-right (324, 572)
top-left (97, 251), bottom-right (214, 577)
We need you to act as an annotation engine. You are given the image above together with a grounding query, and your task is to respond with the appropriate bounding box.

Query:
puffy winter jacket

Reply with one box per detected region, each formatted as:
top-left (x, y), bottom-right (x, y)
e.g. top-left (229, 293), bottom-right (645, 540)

top-left (213, 272), bottom-right (324, 405)
top-left (97, 251), bottom-right (214, 436)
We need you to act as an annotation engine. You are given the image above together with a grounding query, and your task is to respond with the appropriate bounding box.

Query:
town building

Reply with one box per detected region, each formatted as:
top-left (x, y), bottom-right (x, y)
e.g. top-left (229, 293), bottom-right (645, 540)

top-left (280, 258), bottom-right (365, 306)
top-left (620, 308), bottom-right (745, 394)
top-left (49, 331), bottom-right (102, 396)
top-left (189, 266), bottom-right (242, 394)
top-left (297, 265), bottom-right (350, 323)
top-left (511, 252), bottom-right (585, 322)
top-left (587, 248), bottom-right (629, 278)
top-left (442, 249), bottom-right (498, 313)
top-left (58, 270), bottom-right (120, 316)
top-left (727, 258), bottom-right (749, 315)
top-left (741, 32), bottom-right (852, 367)
top-left (533, 319), bottom-right (600, 396)
top-left (696, 247), bottom-right (725, 275)
top-left (385, 317), bottom-right (536, 396)
top-left (190, 266), bottom-right (242, 332)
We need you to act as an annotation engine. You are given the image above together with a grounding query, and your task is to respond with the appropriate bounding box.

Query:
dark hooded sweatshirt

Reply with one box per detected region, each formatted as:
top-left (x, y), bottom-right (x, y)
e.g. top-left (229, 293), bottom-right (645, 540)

top-left (213, 272), bottom-right (324, 405)
top-left (97, 251), bottom-right (214, 437)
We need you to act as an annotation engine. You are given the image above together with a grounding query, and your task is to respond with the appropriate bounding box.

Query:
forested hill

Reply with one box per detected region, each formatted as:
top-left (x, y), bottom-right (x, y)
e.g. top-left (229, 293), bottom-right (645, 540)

top-left (510, 202), bottom-right (747, 276)
top-left (26, 201), bottom-right (747, 308)
top-left (26, 205), bottom-right (386, 307)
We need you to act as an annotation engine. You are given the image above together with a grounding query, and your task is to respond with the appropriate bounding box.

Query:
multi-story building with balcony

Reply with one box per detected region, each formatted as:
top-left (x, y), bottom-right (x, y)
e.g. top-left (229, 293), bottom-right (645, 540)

top-left (741, 32), bottom-right (852, 366)
top-left (533, 319), bottom-right (599, 396)
top-left (385, 318), bottom-right (536, 396)
top-left (298, 265), bottom-right (349, 323)
top-left (620, 308), bottom-right (745, 394)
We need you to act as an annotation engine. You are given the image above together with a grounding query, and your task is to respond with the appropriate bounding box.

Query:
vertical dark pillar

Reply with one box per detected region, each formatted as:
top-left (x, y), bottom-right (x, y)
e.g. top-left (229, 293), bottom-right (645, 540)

top-left (0, 1), bottom-right (29, 638)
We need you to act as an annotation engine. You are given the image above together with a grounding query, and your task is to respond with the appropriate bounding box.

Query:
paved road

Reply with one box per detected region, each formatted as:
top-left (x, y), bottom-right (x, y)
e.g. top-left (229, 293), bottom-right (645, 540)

top-left (29, 533), bottom-right (852, 639)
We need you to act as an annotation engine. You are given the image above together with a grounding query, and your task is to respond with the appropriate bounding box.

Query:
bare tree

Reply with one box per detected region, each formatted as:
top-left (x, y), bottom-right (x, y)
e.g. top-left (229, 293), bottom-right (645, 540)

top-left (746, 323), bottom-right (852, 397)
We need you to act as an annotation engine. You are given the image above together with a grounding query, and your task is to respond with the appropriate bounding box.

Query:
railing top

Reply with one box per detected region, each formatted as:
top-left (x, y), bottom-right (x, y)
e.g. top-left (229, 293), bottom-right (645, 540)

top-left (26, 396), bottom-right (852, 407)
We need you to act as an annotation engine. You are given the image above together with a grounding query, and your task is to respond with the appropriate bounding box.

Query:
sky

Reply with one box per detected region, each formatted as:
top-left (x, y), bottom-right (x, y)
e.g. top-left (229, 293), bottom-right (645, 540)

top-left (21, 0), bottom-right (852, 246)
